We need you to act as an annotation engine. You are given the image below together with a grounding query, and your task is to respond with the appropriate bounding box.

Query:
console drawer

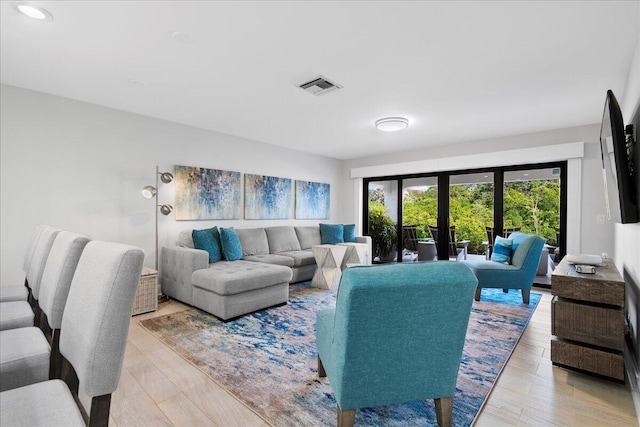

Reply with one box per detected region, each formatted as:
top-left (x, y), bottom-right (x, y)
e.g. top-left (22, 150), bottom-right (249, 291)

top-left (551, 339), bottom-right (624, 381)
top-left (551, 297), bottom-right (624, 351)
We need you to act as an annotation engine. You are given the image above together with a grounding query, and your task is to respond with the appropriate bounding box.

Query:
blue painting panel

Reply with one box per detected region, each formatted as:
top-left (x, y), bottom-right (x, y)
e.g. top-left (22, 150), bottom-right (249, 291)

top-left (175, 165), bottom-right (242, 220)
top-left (295, 180), bottom-right (330, 219)
top-left (245, 174), bottom-right (293, 219)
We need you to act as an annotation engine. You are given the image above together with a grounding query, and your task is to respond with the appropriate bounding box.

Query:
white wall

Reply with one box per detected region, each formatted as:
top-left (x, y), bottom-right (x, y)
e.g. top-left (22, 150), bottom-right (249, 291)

top-left (341, 123), bottom-right (614, 256)
top-left (0, 84), bottom-right (344, 285)
top-left (618, 6), bottom-right (640, 408)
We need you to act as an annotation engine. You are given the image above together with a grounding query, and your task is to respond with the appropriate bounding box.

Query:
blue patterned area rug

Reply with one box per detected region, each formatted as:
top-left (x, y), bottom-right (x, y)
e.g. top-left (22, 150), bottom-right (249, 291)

top-left (140, 283), bottom-right (540, 426)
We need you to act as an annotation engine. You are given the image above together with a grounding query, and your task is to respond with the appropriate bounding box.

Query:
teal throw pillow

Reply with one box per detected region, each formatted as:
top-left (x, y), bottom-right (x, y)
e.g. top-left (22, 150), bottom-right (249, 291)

top-left (219, 227), bottom-right (243, 261)
top-left (320, 223), bottom-right (344, 244)
top-left (491, 236), bottom-right (513, 264)
top-left (343, 224), bottom-right (356, 242)
top-left (192, 227), bottom-right (222, 263)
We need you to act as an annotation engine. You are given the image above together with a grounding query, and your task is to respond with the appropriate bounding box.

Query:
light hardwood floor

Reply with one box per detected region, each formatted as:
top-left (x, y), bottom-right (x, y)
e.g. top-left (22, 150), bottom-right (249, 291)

top-left (110, 288), bottom-right (639, 426)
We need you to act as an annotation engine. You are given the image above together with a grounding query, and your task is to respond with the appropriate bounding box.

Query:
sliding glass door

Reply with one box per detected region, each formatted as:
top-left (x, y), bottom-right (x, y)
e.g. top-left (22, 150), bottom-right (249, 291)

top-left (402, 177), bottom-right (438, 261)
top-left (363, 162), bottom-right (566, 264)
top-left (367, 180), bottom-right (399, 262)
top-left (449, 172), bottom-right (494, 258)
top-left (504, 167), bottom-right (562, 258)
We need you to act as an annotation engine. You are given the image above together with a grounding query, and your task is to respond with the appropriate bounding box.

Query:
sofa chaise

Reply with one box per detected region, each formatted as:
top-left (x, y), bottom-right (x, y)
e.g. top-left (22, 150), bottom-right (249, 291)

top-left (161, 225), bottom-right (371, 320)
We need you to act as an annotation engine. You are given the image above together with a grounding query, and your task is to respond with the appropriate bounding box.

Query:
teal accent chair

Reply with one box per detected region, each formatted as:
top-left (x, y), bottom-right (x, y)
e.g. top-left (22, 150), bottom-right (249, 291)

top-left (315, 261), bottom-right (478, 427)
top-left (462, 232), bottom-right (544, 304)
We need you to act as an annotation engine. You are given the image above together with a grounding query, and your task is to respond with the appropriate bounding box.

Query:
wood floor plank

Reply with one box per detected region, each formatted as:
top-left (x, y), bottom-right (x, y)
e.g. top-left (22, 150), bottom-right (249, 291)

top-left (157, 393), bottom-right (217, 427)
top-left (475, 403), bottom-right (521, 427)
top-left (110, 369), bottom-right (174, 427)
top-left (123, 338), bottom-right (149, 369)
top-left (180, 381), bottom-right (267, 427)
top-left (127, 351), bottom-right (183, 404)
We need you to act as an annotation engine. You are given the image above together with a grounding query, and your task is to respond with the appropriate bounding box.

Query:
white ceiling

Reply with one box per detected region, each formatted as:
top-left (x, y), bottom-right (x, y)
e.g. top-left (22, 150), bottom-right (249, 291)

top-left (1, 1), bottom-right (638, 160)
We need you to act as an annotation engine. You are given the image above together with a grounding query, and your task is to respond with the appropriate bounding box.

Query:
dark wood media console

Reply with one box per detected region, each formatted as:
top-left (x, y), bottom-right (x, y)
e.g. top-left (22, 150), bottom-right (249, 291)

top-left (551, 256), bottom-right (625, 381)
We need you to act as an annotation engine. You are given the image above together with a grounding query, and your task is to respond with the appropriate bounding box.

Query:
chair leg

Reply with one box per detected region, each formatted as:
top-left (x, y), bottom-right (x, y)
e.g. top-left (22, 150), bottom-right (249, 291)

top-left (522, 289), bottom-right (530, 304)
top-left (49, 329), bottom-right (62, 379)
top-left (337, 404), bottom-right (356, 427)
top-left (474, 288), bottom-right (481, 301)
top-left (502, 288), bottom-right (508, 293)
top-left (88, 394), bottom-right (111, 427)
top-left (435, 397), bottom-right (453, 427)
top-left (318, 355), bottom-right (326, 378)
top-left (25, 279), bottom-right (36, 309)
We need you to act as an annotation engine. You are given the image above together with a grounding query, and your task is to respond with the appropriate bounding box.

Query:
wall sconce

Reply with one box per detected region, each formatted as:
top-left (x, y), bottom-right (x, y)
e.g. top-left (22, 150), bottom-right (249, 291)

top-left (142, 166), bottom-right (174, 271)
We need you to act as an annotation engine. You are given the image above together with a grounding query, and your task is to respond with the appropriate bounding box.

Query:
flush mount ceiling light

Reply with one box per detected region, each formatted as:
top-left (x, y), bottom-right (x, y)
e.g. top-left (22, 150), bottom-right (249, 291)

top-left (15, 3), bottom-right (53, 21)
top-left (375, 117), bottom-right (409, 132)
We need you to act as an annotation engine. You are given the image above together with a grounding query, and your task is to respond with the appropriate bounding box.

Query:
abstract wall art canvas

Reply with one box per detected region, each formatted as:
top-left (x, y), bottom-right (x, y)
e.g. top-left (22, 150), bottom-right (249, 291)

top-left (244, 174), bottom-right (293, 219)
top-left (174, 165), bottom-right (242, 220)
top-left (295, 180), bottom-right (330, 219)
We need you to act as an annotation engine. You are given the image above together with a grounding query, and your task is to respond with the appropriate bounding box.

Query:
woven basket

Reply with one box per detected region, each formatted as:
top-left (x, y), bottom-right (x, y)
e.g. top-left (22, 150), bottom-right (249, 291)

top-left (133, 269), bottom-right (158, 316)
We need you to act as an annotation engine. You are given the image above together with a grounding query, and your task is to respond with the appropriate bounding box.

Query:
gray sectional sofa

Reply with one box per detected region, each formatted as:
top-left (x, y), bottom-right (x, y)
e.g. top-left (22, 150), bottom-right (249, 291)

top-left (161, 225), bottom-right (371, 321)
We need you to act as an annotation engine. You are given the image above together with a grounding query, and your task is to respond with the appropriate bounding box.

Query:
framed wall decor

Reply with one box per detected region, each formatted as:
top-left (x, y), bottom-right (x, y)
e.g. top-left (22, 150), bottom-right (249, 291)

top-left (244, 174), bottom-right (293, 219)
top-left (295, 180), bottom-right (330, 219)
top-left (174, 165), bottom-right (242, 220)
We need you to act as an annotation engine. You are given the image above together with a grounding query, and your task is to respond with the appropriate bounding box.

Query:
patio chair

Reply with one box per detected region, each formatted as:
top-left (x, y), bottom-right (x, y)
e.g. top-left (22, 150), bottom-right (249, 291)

top-left (402, 225), bottom-right (419, 259)
top-left (428, 226), bottom-right (461, 260)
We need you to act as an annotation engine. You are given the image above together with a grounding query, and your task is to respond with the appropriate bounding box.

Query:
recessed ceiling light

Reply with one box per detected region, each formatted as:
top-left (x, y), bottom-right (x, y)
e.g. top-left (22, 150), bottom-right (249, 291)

top-left (15, 3), bottom-right (53, 21)
top-left (375, 117), bottom-right (409, 132)
top-left (127, 79), bottom-right (147, 87)
top-left (171, 31), bottom-right (192, 44)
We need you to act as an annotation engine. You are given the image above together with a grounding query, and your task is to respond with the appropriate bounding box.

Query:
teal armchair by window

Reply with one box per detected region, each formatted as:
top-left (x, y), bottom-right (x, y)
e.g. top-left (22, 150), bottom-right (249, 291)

top-left (462, 232), bottom-right (544, 304)
top-left (315, 261), bottom-right (478, 427)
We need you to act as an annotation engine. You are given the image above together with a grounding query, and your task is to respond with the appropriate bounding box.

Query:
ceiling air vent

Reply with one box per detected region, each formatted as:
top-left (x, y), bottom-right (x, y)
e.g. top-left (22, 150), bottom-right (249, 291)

top-left (299, 76), bottom-right (343, 96)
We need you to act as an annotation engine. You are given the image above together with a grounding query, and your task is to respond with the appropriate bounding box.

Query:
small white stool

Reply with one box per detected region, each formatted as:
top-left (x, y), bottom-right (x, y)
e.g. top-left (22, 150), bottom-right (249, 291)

top-left (337, 242), bottom-right (369, 270)
top-left (311, 245), bottom-right (347, 290)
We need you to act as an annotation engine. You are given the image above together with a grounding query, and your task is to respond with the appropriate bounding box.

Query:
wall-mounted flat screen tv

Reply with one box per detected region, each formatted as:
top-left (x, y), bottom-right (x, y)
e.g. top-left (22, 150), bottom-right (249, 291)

top-left (599, 89), bottom-right (638, 223)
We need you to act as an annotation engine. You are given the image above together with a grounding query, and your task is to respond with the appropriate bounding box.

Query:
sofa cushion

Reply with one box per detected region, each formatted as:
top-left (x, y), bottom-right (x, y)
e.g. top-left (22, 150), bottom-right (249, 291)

top-left (265, 226), bottom-right (301, 253)
top-left (491, 236), bottom-right (513, 264)
top-left (177, 229), bottom-right (195, 248)
top-left (320, 223), bottom-right (344, 244)
top-left (191, 260), bottom-right (292, 296)
top-left (192, 227), bottom-right (223, 263)
top-left (343, 224), bottom-right (356, 243)
top-left (220, 228), bottom-right (243, 261)
top-left (295, 226), bottom-right (322, 250)
top-left (242, 254), bottom-right (295, 268)
top-left (279, 250), bottom-right (316, 267)
top-left (236, 228), bottom-right (269, 256)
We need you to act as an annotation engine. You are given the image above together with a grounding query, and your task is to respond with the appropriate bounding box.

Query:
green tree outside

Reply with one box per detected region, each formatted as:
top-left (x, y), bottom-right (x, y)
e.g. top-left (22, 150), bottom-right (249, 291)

top-left (400, 180), bottom-right (559, 254)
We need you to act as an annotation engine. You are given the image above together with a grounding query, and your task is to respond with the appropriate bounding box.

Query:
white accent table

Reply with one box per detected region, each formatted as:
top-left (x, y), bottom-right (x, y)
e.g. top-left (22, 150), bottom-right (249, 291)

top-left (337, 242), bottom-right (370, 270)
top-left (311, 245), bottom-right (347, 290)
